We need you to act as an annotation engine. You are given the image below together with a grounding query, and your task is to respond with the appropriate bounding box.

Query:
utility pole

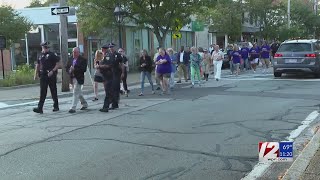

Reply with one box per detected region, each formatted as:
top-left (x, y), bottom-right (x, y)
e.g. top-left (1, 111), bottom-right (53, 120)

top-left (314, 0), bottom-right (318, 38)
top-left (25, 33), bottom-right (29, 65)
top-left (59, 0), bottom-right (70, 92)
top-left (288, 0), bottom-right (291, 29)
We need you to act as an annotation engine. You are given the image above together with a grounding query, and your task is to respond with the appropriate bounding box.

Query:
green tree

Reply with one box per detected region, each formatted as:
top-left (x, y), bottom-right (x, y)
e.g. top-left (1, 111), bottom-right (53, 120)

top-left (0, 5), bottom-right (33, 47)
top-left (69, 0), bottom-right (205, 47)
top-left (196, 0), bottom-right (243, 42)
top-left (245, 0), bottom-right (286, 40)
top-left (26, 0), bottom-right (45, 8)
top-left (26, 0), bottom-right (59, 8)
top-left (289, 0), bottom-right (320, 38)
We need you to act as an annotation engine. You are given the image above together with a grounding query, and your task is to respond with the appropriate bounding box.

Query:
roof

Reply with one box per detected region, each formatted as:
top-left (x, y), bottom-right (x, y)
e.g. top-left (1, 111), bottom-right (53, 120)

top-left (17, 7), bottom-right (77, 25)
top-left (284, 39), bottom-right (319, 43)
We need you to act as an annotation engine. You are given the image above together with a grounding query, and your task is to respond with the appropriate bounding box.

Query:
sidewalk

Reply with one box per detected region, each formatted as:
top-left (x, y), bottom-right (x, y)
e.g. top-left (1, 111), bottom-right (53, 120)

top-left (289, 128), bottom-right (320, 180)
top-left (282, 126), bottom-right (320, 180)
top-left (0, 69), bottom-right (239, 101)
top-left (0, 72), bottom-right (142, 101)
top-left (299, 148), bottom-right (320, 180)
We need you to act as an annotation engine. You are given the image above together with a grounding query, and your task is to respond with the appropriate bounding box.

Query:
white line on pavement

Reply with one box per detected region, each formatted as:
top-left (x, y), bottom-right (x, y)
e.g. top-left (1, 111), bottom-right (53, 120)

top-left (241, 110), bottom-right (319, 180)
top-left (0, 100), bottom-right (43, 109)
top-left (287, 111), bottom-right (319, 141)
top-left (0, 102), bottom-right (8, 108)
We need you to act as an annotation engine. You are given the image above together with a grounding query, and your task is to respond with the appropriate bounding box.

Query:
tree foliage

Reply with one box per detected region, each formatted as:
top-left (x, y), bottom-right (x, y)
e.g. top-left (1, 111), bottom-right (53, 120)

top-left (197, 0), bottom-right (320, 42)
top-left (69, 0), bottom-right (205, 47)
top-left (196, 0), bottom-right (243, 42)
top-left (0, 5), bottom-right (33, 47)
top-left (26, 0), bottom-right (59, 8)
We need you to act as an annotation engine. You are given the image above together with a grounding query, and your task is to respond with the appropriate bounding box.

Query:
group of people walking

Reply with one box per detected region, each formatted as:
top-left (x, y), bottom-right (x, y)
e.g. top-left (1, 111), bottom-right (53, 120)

top-left (224, 40), bottom-right (278, 76)
top-left (33, 42), bottom-right (127, 114)
top-left (138, 45), bottom-right (226, 92)
top-left (32, 40), bottom-right (279, 114)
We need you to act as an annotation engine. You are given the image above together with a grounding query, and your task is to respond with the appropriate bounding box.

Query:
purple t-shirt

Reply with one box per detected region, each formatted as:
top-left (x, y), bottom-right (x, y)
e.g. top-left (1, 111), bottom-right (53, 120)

top-left (156, 54), bottom-right (172, 74)
top-left (250, 47), bottom-right (260, 58)
top-left (232, 51), bottom-right (241, 64)
top-left (240, 47), bottom-right (250, 59)
top-left (260, 45), bottom-right (270, 58)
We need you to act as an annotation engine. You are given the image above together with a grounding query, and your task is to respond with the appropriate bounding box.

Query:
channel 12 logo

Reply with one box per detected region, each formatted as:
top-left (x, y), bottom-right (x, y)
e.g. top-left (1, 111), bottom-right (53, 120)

top-left (259, 142), bottom-right (293, 162)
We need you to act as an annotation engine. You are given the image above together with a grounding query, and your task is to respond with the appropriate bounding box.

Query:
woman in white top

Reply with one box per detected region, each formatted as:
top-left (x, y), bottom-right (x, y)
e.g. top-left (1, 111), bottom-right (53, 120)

top-left (211, 45), bottom-right (224, 81)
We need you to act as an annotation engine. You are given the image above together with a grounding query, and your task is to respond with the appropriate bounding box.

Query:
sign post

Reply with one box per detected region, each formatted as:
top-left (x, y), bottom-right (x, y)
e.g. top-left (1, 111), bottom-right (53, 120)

top-left (54, 2), bottom-right (70, 92)
top-left (0, 36), bottom-right (6, 79)
top-left (51, 6), bottom-right (70, 15)
top-left (173, 19), bottom-right (182, 39)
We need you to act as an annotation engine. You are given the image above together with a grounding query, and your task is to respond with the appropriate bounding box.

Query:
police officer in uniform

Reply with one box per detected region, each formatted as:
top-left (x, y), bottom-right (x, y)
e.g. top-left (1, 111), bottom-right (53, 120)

top-left (109, 43), bottom-right (125, 109)
top-left (98, 43), bottom-right (124, 112)
top-left (33, 42), bottom-right (60, 114)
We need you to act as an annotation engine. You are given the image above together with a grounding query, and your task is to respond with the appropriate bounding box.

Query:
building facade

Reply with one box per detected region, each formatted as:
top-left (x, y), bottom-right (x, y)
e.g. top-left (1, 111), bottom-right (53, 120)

top-left (17, 7), bottom-right (196, 73)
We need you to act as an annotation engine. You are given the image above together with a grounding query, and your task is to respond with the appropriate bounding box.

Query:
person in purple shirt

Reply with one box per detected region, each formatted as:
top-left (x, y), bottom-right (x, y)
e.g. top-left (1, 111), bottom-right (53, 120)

top-left (249, 43), bottom-right (260, 72)
top-left (231, 45), bottom-right (242, 76)
top-left (156, 48), bottom-right (172, 94)
top-left (260, 41), bottom-right (271, 73)
top-left (240, 43), bottom-right (250, 71)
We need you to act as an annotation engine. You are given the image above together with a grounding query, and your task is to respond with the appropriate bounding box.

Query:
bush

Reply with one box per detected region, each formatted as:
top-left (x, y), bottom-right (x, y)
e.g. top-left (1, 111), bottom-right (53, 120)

top-left (0, 64), bottom-right (38, 87)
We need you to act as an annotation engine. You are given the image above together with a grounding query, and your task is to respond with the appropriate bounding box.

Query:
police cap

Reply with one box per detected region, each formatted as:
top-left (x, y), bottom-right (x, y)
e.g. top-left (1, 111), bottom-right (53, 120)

top-left (101, 44), bottom-right (109, 49)
top-left (108, 43), bottom-right (116, 48)
top-left (40, 41), bottom-right (49, 48)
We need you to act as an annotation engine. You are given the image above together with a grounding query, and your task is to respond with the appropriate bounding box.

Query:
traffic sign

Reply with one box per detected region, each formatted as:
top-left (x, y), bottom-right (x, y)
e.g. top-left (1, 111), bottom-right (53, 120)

top-left (174, 19), bottom-right (182, 31)
top-left (175, 26), bottom-right (181, 31)
top-left (51, 6), bottom-right (70, 15)
top-left (192, 21), bottom-right (204, 31)
top-left (173, 33), bottom-right (182, 39)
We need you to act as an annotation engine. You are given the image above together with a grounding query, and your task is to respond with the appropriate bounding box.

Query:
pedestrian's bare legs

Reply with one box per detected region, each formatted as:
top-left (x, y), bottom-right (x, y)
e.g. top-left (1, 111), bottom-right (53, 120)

top-left (92, 82), bottom-right (99, 101)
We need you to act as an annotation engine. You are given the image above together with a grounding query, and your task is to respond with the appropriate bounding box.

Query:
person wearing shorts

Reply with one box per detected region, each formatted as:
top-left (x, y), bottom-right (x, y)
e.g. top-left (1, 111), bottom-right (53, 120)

top-left (231, 45), bottom-right (241, 76)
top-left (260, 41), bottom-right (271, 73)
top-left (155, 48), bottom-right (172, 94)
top-left (249, 43), bottom-right (260, 73)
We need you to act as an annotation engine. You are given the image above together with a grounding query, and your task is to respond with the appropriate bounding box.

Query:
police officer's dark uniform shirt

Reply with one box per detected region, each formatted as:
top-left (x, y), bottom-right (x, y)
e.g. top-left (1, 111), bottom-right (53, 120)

top-left (100, 53), bottom-right (114, 80)
top-left (38, 51), bottom-right (59, 75)
top-left (122, 55), bottom-right (128, 67)
top-left (101, 51), bottom-right (123, 80)
top-left (111, 51), bottom-right (123, 77)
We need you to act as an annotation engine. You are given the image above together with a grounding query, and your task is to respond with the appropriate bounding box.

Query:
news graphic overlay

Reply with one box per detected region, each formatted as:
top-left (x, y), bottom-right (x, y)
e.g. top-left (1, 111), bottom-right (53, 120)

top-left (259, 142), bottom-right (293, 162)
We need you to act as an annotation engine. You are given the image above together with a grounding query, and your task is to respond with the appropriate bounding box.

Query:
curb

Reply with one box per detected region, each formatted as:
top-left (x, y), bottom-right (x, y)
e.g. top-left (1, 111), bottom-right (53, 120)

top-left (282, 125), bottom-right (320, 180)
top-left (0, 83), bottom-right (40, 90)
top-left (0, 80), bottom-right (62, 90)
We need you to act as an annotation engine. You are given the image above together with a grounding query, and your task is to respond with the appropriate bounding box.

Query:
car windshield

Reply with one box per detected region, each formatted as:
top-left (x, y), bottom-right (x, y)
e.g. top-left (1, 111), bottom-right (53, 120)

top-left (277, 43), bottom-right (312, 52)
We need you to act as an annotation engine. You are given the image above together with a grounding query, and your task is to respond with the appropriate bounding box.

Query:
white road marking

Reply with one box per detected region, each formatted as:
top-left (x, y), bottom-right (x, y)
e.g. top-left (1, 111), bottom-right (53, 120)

top-left (0, 102), bottom-right (8, 108)
top-left (0, 100), bottom-right (42, 109)
top-left (287, 111), bottom-right (320, 141)
top-left (242, 110), bottom-right (319, 180)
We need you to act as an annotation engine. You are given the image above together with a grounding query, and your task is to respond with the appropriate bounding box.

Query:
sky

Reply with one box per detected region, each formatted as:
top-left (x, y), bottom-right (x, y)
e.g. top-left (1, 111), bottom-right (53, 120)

top-left (0, 0), bottom-right (31, 9)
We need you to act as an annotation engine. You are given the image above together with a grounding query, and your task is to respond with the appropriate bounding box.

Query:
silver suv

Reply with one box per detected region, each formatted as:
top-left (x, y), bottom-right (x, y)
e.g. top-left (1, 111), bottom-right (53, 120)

top-left (273, 39), bottom-right (320, 77)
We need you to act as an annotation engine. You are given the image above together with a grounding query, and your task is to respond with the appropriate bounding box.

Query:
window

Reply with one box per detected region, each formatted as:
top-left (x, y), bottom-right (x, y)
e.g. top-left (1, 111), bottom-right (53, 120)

top-left (278, 43), bottom-right (312, 52)
top-left (314, 42), bottom-right (320, 51)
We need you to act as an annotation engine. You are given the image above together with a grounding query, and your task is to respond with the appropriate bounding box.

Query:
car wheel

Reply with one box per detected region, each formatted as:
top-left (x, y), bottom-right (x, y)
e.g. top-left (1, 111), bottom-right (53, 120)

top-left (274, 72), bottom-right (282, 77)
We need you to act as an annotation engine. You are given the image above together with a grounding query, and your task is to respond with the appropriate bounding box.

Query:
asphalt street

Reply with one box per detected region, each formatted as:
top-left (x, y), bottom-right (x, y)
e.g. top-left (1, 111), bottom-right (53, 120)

top-left (0, 68), bottom-right (320, 180)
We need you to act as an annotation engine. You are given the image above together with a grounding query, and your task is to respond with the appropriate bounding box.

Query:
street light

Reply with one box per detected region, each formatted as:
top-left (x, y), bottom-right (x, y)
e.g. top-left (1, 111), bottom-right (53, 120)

top-left (113, 4), bottom-right (126, 48)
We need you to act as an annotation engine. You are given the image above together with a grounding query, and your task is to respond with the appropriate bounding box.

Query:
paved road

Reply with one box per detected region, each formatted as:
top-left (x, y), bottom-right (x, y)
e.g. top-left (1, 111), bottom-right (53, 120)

top-left (0, 68), bottom-right (320, 180)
